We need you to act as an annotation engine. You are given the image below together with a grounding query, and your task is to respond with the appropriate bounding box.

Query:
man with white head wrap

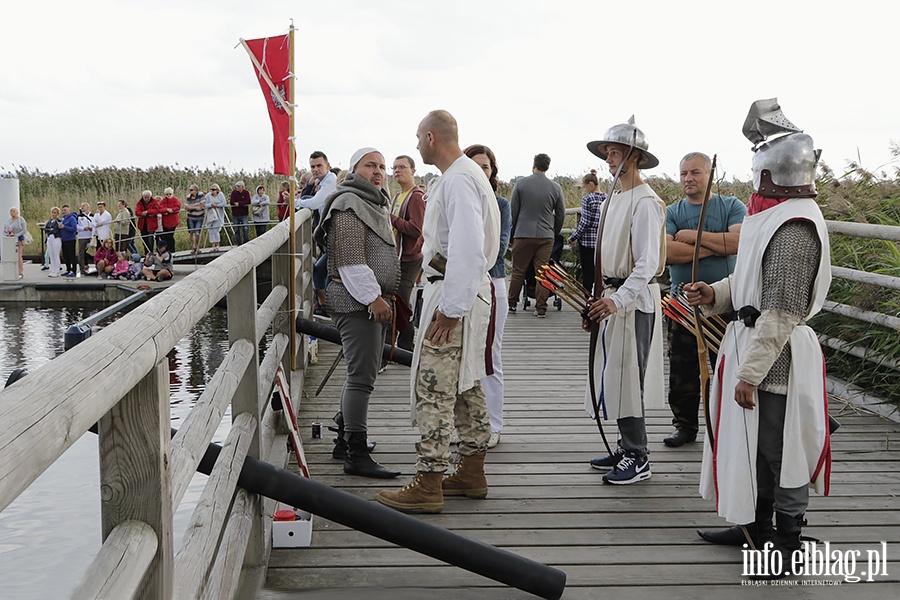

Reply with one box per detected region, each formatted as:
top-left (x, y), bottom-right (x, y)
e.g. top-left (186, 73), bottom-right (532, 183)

top-left (314, 147), bottom-right (401, 479)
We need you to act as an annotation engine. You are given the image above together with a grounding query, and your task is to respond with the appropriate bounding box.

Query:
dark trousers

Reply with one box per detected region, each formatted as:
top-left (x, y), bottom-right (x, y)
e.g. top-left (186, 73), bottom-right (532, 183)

top-left (757, 390), bottom-right (809, 516)
top-left (666, 316), bottom-right (719, 434)
top-left (77, 238), bottom-right (92, 273)
top-left (333, 312), bottom-right (383, 433)
top-left (578, 243), bottom-right (595, 295)
top-left (141, 229), bottom-right (155, 254)
top-left (161, 227), bottom-right (176, 253)
top-left (62, 239), bottom-right (77, 273)
top-left (313, 253), bottom-right (328, 291)
top-left (617, 310), bottom-right (654, 456)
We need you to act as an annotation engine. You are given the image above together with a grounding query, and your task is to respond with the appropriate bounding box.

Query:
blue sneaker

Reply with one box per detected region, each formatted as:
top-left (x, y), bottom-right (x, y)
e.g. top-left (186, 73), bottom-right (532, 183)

top-left (602, 452), bottom-right (651, 485)
top-left (589, 448), bottom-right (626, 470)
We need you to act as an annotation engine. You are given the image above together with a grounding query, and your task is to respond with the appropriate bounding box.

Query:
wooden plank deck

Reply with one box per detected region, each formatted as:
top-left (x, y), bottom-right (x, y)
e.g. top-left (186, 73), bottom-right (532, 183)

top-left (264, 303), bottom-right (900, 599)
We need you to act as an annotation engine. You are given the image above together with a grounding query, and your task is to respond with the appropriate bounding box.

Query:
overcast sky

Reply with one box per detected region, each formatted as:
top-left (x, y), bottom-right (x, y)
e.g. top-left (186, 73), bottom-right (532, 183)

top-left (2, 0), bottom-right (897, 184)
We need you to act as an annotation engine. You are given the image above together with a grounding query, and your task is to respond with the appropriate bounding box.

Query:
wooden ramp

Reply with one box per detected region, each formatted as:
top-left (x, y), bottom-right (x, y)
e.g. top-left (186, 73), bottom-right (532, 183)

top-left (264, 305), bottom-right (900, 599)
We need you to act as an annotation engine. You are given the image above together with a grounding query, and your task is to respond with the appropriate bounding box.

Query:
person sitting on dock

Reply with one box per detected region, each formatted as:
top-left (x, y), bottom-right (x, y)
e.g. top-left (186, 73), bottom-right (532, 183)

top-left (112, 252), bottom-right (130, 280)
top-left (127, 253), bottom-right (144, 280)
top-left (142, 239), bottom-right (174, 282)
top-left (313, 147), bottom-right (401, 479)
top-left (93, 237), bottom-right (117, 278)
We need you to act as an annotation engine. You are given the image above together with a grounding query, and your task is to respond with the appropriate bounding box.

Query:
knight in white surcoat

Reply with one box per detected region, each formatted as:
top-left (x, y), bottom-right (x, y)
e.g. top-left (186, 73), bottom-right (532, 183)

top-left (688, 99), bottom-right (833, 568)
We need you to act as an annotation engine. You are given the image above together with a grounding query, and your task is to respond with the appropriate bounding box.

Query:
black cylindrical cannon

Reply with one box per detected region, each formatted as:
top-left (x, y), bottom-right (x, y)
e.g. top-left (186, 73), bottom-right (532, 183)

top-left (297, 317), bottom-right (413, 367)
top-left (200, 440), bottom-right (567, 599)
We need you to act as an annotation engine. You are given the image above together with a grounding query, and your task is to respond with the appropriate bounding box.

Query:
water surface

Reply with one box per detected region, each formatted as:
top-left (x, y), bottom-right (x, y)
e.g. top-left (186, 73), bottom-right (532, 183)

top-left (0, 305), bottom-right (233, 599)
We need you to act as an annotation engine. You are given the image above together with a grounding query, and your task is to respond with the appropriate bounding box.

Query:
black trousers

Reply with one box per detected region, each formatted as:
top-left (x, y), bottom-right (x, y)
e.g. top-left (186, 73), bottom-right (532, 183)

top-left (578, 243), bottom-right (595, 295)
top-left (666, 317), bottom-right (718, 433)
top-left (62, 239), bottom-right (77, 273)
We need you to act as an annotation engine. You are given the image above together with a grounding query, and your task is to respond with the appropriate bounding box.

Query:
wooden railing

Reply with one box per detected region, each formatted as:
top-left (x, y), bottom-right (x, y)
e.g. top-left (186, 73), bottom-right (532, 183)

top-left (0, 209), bottom-right (315, 600)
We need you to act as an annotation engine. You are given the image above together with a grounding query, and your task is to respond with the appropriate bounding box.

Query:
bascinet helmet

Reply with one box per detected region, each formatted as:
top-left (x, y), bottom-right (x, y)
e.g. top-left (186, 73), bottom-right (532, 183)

top-left (744, 98), bottom-right (821, 198)
top-left (587, 116), bottom-right (659, 169)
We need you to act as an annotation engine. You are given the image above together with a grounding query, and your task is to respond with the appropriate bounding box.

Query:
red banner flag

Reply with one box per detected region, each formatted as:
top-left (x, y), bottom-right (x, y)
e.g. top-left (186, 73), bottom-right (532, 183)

top-left (243, 35), bottom-right (292, 175)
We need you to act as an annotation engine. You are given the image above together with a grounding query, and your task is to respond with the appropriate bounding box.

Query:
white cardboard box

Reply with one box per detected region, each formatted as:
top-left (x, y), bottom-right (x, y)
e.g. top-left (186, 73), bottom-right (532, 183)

top-left (272, 506), bottom-right (313, 548)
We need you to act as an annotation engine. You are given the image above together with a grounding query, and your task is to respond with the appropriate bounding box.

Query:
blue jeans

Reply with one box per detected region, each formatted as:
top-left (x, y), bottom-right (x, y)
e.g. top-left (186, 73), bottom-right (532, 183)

top-left (313, 252), bottom-right (328, 291)
top-left (233, 215), bottom-right (249, 245)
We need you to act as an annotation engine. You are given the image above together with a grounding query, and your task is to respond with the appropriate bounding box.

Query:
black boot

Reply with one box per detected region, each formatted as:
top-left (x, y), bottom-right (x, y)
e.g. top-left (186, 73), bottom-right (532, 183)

top-left (698, 497), bottom-right (775, 547)
top-left (751, 511), bottom-right (805, 580)
top-left (344, 432), bottom-right (400, 479)
top-left (773, 511), bottom-right (804, 560)
top-left (330, 411), bottom-right (375, 460)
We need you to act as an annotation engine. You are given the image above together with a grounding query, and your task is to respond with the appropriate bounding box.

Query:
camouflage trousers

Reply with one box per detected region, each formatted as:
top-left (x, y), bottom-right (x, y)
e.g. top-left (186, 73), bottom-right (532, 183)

top-left (414, 333), bottom-right (490, 473)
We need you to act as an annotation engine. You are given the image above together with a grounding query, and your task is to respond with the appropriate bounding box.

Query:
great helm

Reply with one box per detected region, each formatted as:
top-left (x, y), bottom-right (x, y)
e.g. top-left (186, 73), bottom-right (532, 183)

top-left (587, 116), bottom-right (659, 169)
top-left (744, 98), bottom-right (821, 198)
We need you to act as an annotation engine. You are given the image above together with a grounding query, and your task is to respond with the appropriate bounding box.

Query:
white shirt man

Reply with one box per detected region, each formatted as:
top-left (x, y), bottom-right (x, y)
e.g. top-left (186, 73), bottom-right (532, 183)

top-left (92, 202), bottom-right (113, 241)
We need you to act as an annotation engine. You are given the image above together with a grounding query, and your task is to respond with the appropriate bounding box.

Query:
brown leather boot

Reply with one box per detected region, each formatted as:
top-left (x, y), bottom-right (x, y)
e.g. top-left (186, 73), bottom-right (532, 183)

top-left (442, 451), bottom-right (488, 498)
top-left (376, 471), bottom-right (444, 513)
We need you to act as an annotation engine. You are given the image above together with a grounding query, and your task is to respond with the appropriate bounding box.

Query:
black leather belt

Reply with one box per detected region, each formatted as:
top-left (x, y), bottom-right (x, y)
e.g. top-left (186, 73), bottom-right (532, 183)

top-left (427, 275), bottom-right (444, 284)
top-left (603, 276), bottom-right (660, 288)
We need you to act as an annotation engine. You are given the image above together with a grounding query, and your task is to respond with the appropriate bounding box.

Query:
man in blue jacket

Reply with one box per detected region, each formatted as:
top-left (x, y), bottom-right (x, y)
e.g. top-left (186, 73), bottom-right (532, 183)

top-left (59, 204), bottom-right (78, 277)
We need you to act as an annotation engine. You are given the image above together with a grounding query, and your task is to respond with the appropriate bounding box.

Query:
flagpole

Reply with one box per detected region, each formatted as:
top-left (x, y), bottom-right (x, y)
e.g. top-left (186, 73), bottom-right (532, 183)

top-left (288, 21), bottom-right (298, 371)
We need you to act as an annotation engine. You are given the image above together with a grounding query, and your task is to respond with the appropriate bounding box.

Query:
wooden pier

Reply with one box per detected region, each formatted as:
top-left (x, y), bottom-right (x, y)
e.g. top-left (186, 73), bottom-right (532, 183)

top-left (265, 306), bottom-right (900, 599)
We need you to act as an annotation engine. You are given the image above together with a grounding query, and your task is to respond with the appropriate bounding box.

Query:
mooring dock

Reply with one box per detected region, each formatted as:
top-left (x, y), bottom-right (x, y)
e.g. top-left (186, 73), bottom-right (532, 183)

top-left (263, 307), bottom-right (900, 599)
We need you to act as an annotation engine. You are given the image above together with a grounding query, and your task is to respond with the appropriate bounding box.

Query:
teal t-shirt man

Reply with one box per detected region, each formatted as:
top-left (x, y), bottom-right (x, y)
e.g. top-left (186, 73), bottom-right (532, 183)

top-left (666, 194), bottom-right (747, 287)
top-left (662, 152), bottom-right (747, 450)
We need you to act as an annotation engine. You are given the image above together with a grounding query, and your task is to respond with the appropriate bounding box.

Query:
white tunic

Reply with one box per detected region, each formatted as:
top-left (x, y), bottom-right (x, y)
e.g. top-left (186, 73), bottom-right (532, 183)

top-left (699, 199), bottom-right (833, 525)
top-left (584, 183), bottom-right (666, 421)
top-left (409, 155), bottom-right (501, 416)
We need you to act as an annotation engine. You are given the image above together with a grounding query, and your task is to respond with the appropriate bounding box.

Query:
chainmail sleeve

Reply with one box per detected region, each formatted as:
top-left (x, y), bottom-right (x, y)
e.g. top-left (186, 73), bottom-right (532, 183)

top-left (735, 220), bottom-right (822, 392)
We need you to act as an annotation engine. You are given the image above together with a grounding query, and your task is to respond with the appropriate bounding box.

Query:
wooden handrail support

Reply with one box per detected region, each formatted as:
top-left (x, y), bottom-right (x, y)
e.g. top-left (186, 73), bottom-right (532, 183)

top-left (0, 210), bottom-right (314, 600)
top-left (71, 520), bottom-right (158, 600)
top-left (173, 412), bottom-right (258, 599)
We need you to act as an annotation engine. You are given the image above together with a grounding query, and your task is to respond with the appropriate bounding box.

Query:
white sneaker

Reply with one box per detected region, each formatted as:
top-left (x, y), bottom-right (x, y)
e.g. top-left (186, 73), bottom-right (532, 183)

top-left (487, 430), bottom-right (501, 449)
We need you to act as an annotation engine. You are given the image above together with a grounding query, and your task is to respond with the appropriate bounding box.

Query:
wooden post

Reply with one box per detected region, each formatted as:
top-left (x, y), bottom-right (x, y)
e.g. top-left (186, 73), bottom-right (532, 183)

top-left (98, 359), bottom-right (173, 600)
top-left (272, 237), bottom-right (293, 378)
top-left (288, 22), bottom-right (298, 371)
top-left (226, 267), bottom-right (265, 571)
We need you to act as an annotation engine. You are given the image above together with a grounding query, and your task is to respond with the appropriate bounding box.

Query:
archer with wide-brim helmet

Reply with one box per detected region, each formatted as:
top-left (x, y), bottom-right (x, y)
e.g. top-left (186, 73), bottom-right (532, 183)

top-left (582, 115), bottom-right (667, 486)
